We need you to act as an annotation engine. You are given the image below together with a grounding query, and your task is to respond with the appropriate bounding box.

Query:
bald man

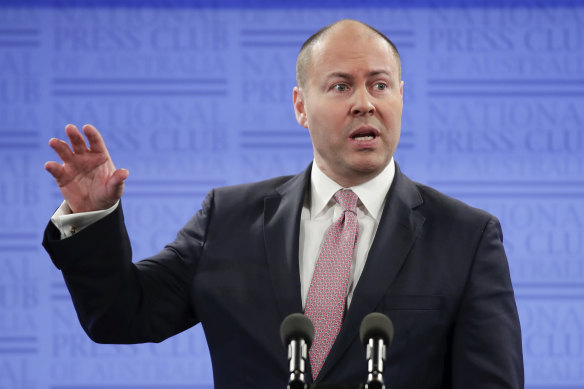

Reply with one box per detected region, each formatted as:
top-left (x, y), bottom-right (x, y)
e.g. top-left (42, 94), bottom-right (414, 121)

top-left (43, 20), bottom-right (523, 388)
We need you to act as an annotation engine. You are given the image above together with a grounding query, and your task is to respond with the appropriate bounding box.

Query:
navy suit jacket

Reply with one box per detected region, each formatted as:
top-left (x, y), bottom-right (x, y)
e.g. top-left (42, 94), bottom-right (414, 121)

top-left (43, 164), bottom-right (523, 388)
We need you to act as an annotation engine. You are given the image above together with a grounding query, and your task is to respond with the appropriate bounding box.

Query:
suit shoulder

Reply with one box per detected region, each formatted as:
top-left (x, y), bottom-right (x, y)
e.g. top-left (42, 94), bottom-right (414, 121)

top-left (411, 179), bottom-right (497, 227)
top-left (205, 174), bottom-right (299, 214)
top-left (214, 174), bottom-right (295, 198)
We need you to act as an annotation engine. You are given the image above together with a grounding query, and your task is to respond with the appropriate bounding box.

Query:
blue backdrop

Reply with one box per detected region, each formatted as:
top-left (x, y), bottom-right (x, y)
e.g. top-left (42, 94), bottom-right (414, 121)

top-left (1, 1), bottom-right (583, 388)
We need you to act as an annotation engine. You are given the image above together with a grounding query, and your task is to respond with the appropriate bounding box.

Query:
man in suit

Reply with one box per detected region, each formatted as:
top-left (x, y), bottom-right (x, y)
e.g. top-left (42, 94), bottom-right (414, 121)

top-left (43, 19), bottom-right (524, 388)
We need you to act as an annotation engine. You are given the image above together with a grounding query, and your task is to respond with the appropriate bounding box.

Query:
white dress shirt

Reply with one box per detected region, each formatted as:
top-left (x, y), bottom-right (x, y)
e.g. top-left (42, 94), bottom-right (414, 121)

top-left (51, 159), bottom-right (396, 308)
top-left (51, 200), bottom-right (119, 239)
top-left (299, 159), bottom-right (395, 308)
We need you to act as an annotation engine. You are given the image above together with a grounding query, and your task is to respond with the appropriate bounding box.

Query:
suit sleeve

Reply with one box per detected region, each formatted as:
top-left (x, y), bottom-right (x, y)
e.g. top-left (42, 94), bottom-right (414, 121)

top-left (451, 217), bottom-right (524, 389)
top-left (42, 191), bottom-right (215, 344)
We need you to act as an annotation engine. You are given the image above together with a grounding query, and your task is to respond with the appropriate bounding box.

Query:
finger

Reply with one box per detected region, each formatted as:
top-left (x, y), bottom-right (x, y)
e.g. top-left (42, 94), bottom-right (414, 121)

top-left (83, 124), bottom-right (108, 154)
top-left (48, 137), bottom-right (74, 163)
top-left (65, 124), bottom-right (89, 154)
top-left (44, 161), bottom-right (65, 181)
top-left (107, 168), bottom-right (129, 200)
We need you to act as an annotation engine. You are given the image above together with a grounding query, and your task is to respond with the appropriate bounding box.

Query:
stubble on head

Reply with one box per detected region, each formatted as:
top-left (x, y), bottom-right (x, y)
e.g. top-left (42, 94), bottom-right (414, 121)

top-left (295, 19), bottom-right (402, 92)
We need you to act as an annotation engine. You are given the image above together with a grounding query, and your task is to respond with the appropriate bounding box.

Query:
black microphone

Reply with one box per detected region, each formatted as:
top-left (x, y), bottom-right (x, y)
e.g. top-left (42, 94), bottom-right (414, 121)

top-left (280, 313), bottom-right (315, 389)
top-left (359, 313), bottom-right (394, 389)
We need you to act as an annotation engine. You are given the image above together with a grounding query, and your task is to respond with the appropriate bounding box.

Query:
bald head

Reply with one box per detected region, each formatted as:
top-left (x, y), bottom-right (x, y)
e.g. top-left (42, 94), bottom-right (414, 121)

top-left (296, 19), bottom-right (402, 88)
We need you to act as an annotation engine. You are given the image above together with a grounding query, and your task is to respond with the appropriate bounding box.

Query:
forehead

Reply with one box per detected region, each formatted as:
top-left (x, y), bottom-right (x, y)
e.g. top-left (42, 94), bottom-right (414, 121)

top-left (308, 25), bottom-right (398, 80)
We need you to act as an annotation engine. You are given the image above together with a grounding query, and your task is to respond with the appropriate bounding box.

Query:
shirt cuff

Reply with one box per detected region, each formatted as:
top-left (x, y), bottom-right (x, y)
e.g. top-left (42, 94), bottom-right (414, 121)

top-left (50, 200), bottom-right (120, 239)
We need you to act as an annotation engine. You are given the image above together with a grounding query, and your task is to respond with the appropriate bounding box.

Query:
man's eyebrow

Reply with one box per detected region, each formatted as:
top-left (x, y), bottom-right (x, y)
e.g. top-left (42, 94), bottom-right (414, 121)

top-left (368, 70), bottom-right (392, 77)
top-left (326, 72), bottom-right (353, 80)
top-left (326, 70), bottom-right (393, 80)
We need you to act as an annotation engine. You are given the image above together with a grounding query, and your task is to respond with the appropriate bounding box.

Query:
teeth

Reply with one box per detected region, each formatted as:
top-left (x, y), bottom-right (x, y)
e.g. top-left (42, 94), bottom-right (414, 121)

top-left (354, 135), bottom-right (374, 141)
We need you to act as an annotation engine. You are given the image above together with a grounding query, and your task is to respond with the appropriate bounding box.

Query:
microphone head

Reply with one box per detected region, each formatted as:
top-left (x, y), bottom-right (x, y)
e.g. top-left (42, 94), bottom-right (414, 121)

top-left (359, 312), bottom-right (394, 346)
top-left (280, 313), bottom-right (315, 348)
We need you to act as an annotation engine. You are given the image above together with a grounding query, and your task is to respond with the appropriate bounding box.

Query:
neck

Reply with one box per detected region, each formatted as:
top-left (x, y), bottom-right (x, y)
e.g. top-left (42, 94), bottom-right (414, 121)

top-left (316, 163), bottom-right (391, 188)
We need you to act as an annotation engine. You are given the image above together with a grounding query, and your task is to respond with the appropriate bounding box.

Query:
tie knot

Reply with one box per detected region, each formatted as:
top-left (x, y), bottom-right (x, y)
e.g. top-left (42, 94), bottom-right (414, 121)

top-left (333, 189), bottom-right (359, 213)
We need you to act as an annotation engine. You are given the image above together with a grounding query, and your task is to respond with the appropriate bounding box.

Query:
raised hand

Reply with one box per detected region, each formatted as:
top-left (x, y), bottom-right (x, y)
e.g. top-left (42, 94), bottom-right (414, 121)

top-left (45, 124), bottom-right (129, 213)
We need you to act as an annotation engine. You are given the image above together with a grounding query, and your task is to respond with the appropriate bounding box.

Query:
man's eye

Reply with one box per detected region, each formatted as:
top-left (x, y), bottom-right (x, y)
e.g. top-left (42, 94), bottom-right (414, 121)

top-left (373, 83), bottom-right (387, 90)
top-left (333, 84), bottom-right (348, 92)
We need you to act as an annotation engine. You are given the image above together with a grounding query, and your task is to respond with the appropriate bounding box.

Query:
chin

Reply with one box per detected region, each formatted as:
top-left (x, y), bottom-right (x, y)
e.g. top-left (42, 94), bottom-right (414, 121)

top-left (350, 157), bottom-right (388, 175)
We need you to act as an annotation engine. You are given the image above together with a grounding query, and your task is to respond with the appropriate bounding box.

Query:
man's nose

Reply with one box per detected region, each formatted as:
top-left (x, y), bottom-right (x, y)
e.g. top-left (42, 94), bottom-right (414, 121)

top-left (351, 88), bottom-right (375, 116)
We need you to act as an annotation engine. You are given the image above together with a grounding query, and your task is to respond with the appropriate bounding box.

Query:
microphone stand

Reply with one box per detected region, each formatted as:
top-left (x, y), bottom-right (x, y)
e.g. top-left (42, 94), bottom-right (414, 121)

top-left (288, 337), bottom-right (309, 389)
top-left (364, 338), bottom-right (386, 389)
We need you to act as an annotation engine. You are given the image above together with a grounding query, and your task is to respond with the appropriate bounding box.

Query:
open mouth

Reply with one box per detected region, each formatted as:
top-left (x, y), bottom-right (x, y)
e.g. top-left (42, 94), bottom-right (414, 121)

top-left (350, 127), bottom-right (379, 141)
top-left (353, 134), bottom-right (375, 141)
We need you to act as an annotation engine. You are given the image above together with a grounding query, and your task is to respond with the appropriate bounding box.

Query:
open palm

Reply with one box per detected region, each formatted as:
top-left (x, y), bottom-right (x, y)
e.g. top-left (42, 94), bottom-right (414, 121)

top-left (45, 124), bottom-right (129, 213)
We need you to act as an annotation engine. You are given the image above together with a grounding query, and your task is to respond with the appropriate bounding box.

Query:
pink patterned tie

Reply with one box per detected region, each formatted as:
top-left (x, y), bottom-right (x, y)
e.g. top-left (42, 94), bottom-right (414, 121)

top-left (305, 189), bottom-right (359, 379)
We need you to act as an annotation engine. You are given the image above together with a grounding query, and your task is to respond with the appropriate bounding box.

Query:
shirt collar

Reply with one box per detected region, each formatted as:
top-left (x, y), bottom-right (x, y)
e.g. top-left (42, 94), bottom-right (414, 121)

top-left (309, 158), bottom-right (395, 221)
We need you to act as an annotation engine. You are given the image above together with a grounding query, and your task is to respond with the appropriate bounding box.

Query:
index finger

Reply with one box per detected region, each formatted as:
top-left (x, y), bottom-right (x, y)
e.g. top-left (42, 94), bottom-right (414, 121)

top-left (48, 137), bottom-right (74, 163)
top-left (83, 124), bottom-right (108, 154)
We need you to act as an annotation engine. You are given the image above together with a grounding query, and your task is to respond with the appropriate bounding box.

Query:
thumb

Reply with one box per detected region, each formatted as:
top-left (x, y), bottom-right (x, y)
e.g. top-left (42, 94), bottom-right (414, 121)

top-left (107, 168), bottom-right (129, 200)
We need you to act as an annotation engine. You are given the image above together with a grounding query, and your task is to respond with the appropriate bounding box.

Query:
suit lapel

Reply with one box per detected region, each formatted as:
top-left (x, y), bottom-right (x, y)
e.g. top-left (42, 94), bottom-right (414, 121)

top-left (315, 165), bottom-right (426, 382)
top-left (263, 166), bottom-right (311, 322)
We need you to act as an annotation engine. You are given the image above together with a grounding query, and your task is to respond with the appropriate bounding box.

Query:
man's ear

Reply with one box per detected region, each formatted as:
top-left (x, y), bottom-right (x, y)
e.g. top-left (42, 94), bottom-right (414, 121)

top-left (293, 86), bottom-right (308, 128)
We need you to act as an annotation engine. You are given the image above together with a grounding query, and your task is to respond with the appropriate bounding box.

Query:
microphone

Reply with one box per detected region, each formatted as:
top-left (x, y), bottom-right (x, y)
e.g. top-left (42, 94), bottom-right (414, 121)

top-left (280, 313), bottom-right (315, 389)
top-left (359, 313), bottom-right (394, 389)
